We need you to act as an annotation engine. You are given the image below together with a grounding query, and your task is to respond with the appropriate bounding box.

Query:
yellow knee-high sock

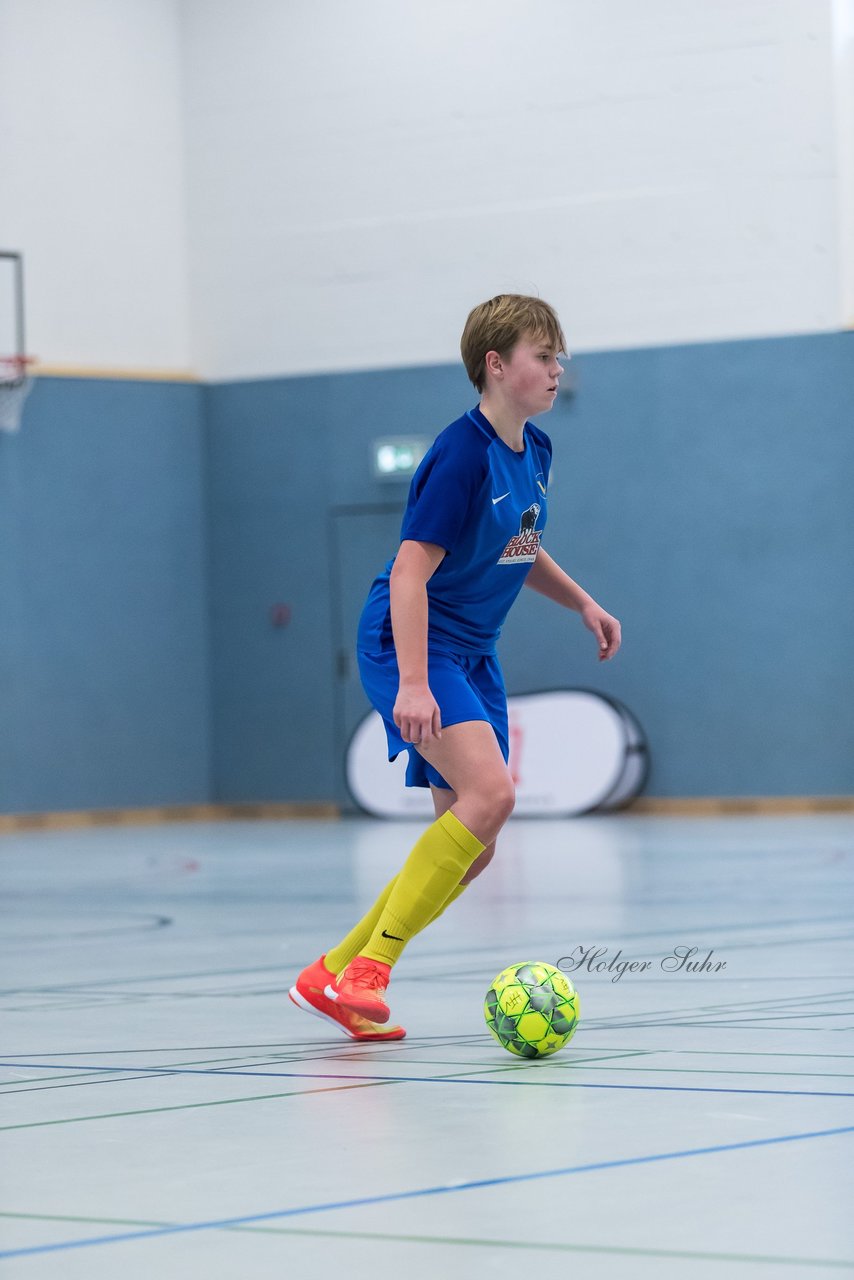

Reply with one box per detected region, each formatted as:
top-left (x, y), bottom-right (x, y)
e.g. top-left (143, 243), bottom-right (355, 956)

top-left (427, 880), bottom-right (467, 926)
top-left (323, 878), bottom-right (469, 976)
top-left (361, 811), bottom-right (484, 967)
top-left (324, 875), bottom-right (397, 975)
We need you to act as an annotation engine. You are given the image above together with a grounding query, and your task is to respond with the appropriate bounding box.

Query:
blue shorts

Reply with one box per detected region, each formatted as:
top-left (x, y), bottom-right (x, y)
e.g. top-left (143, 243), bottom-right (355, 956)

top-left (357, 648), bottom-right (509, 790)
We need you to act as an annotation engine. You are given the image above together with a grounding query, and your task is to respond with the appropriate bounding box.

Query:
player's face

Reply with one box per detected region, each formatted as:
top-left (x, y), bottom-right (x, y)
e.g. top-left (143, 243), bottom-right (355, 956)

top-left (500, 336), bottom-right (565, 415)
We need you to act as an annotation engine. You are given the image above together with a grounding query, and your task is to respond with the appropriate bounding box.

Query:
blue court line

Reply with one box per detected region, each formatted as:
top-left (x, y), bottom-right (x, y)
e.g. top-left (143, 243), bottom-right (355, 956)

top-left (2, 1124), bottom-right (852, 1260)
top-left (2, 1061), bottom-right (854, 1101)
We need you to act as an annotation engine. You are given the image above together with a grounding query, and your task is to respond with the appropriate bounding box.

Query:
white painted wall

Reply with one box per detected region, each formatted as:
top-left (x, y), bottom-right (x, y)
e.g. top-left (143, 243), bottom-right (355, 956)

top-left (0, 0), bottom-right (190, 372)
top-left (182, 0), bottom-right (843, 380)
top-left (833, 0), bottom-right (854, 325)
top-left (0, 0), bottom-right (848, 377)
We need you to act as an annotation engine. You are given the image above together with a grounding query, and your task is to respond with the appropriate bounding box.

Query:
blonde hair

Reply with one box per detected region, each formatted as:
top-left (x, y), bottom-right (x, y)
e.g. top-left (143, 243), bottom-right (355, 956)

top-left (460, 294), bottom-right (566, 392)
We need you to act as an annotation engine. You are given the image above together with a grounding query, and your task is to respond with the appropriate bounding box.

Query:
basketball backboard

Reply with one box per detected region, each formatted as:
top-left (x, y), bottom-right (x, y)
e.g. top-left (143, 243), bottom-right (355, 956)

top-left (0, 251), bottom-right (31, 432)
top-left (0, 251), bottom-right (25, 360)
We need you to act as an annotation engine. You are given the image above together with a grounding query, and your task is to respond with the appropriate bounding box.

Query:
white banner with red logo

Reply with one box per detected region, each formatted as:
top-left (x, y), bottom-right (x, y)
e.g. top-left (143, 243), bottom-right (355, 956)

top-left (346, 690), bottom-right (647, 818)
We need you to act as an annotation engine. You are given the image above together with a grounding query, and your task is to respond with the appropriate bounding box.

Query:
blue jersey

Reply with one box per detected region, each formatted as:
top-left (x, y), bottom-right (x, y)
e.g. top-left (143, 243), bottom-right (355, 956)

top-left (358, 405), bottom-right (552, 656)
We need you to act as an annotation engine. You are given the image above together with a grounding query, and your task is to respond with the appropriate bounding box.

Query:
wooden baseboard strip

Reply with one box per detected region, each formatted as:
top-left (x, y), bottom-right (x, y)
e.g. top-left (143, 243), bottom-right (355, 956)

top-left (1, 797), bottom-right (852, 834)
top-left (0, 802), bottom-right (340, 834)
top-left (627, 796), bottom-right (854, 816)
top-left (33, 364), bottom-right (200, 383)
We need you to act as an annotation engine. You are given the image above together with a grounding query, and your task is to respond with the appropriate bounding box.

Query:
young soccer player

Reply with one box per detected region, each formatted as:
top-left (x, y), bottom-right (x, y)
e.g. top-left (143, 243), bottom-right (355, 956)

top-left (289, 294), bottom-right (621, 1041)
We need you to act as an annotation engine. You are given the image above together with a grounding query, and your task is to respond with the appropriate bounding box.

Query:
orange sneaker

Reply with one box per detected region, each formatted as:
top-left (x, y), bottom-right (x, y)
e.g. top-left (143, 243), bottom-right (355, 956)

top-left (324, 956), bottom-right (392, 1024)
top-left (289, 956), bottom-right (404, 1041)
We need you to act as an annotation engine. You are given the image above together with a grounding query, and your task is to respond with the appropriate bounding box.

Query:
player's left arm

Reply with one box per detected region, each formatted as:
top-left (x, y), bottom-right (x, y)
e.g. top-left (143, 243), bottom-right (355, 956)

top-left (524, 548), bottom-right (621, 662)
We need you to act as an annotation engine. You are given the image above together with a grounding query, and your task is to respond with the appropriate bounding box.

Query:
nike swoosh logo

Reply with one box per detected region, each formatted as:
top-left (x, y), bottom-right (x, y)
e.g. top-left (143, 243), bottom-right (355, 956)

top-left (381, 929), bottom-right (404, 941)
top-left (492, 492), bottom-right (510, 505)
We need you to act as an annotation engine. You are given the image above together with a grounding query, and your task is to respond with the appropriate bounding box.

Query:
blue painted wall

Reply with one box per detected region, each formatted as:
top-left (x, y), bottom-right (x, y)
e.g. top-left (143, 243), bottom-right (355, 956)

top-left (0, 378), bottom-right (211, 812)
top-left (204, 366), bottom-right (470, 802)
top-left (2, 332), bottom-right (851, 812)
top-left (500, 333), bottom-right (854, 796)
top-left (207, 332), bottom-right (854, 801)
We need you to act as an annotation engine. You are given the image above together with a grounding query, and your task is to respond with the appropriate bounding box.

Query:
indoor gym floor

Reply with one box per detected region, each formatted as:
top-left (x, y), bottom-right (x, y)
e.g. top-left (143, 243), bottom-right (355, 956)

top-left (1, 812), bottom-right (853, 1278)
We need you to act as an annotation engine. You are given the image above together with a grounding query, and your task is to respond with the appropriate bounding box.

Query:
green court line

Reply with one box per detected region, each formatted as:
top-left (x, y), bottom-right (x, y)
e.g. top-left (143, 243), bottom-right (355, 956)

top-left (0, 1038), bottom-right (524, 1090)
top-left (586, 1016), bottom-right (853, 1034)
top-left (552, 1064), bottom-right (854, 1080)
top-left (0, 962), bottom-right (298, 997)
top-left (0, 1051), bottom-right (635, 1107)
top-left (0, 1041), bottom-right (325, 1056)
top-left (0, 1051), bottom-right (641, 1096)
top-left (360, 1050), bottom-right (653, 1069)
top-left (572, 1047), bottom-right (854, 1060)
top-left (0, 1213), bottom-right (168, 1227)
top-left (1, 1071), bottom-right (125, 1089)
top-left (7, 1041), bottom-right (854, 1060)
top-left (2, 1075), bottom-right (180, 1095)
top-left (3, 1058), bottom-right (851, 1135)
top-left (0, 1060), bottom-right (531, 1132)
top-left (0, 1032), bottom-right (487, 1060)
top-left (0, 1079), bottom-right (397, 1130)
top-left (587, 1007), bottom-right (854, 1032)
top-left (0, 1049), bottom-right (324, 1093)
top-left (1, 1212), bottom-right (851, 1269)
top-left (4, 1040), bottom-right (854, 1100)
top-left (586, 986), bottom-right (854, 1024)
top-left (7, 1049), bottom-right (850, 1105)
top-left (229, 1226), bottom-right (854, 1269)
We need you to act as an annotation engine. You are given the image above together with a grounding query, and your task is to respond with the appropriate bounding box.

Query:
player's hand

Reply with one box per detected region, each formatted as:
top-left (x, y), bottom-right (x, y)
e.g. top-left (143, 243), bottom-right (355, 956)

top-left (394, 683), bottom-right (442, 746)
top-left (581, 603), bottom-right (622, 661)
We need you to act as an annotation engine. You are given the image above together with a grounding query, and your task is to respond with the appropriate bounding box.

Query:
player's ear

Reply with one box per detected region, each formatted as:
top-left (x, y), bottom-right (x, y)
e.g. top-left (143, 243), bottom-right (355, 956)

top-left (484, 349), bottom-right (503, 380)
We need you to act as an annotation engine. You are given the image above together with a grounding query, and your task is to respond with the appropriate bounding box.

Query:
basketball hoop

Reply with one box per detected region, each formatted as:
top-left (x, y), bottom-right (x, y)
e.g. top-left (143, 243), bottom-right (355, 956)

top-left (0, 355), bottom-right (34, 433)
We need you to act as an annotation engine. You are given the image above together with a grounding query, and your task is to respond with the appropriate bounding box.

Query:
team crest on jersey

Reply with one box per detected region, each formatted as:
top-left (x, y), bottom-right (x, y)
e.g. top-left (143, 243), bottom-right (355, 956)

top-left (498, 503), bottom-right (542, 565)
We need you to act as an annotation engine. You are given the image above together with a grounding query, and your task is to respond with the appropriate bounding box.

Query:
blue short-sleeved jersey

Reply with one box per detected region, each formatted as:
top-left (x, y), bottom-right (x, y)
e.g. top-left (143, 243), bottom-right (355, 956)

top-left (358, 405), bottom-right (552, 656)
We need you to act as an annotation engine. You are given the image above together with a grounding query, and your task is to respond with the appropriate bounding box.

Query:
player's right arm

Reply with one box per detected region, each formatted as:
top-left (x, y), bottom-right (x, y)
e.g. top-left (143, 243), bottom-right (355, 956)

top-left (389, 539), bottom-right (446, 745)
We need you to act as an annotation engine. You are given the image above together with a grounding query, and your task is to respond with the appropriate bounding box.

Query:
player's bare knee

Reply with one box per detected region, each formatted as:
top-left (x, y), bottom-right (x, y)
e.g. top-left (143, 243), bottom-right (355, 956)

top-left (472, 775), bottom-right (514, 829)
top-left (492, 775), bottom-right (516, 824)
top-left (464, 798), bottom-right (508, 836)
top-left (453, 771), bottom-right (514, 843)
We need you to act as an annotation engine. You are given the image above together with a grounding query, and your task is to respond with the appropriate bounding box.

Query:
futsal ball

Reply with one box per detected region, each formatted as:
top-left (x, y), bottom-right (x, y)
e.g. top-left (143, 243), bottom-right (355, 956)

top-left (484, 961), bottom-right (580, 1059)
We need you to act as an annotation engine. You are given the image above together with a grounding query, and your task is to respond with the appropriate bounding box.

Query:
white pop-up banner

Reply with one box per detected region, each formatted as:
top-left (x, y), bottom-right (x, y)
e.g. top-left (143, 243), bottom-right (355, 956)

top-left (345, 690), bottom-right (648, 819)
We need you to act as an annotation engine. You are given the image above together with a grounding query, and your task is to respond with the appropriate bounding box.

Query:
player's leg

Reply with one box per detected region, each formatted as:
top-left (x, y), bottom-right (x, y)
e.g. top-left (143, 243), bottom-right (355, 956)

top-left (327, 722), bottom-right (513, 1020)
top-left (429, 782), bottom-right (496, 885)
top-left (287, 794), bottom-right (468, 1043)
top-left (322, 785), bottom-right (485, 979)
top-left (359, 709), bottom-right (512, 962)
top-left (424, 650), bottom-right (508, 888)
top-left (315, 651), bottom-right (509, 1022)
top-left (416, 719), bottom-right (515, 847)
top-left (316, 789), bottom-right (475, 980)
